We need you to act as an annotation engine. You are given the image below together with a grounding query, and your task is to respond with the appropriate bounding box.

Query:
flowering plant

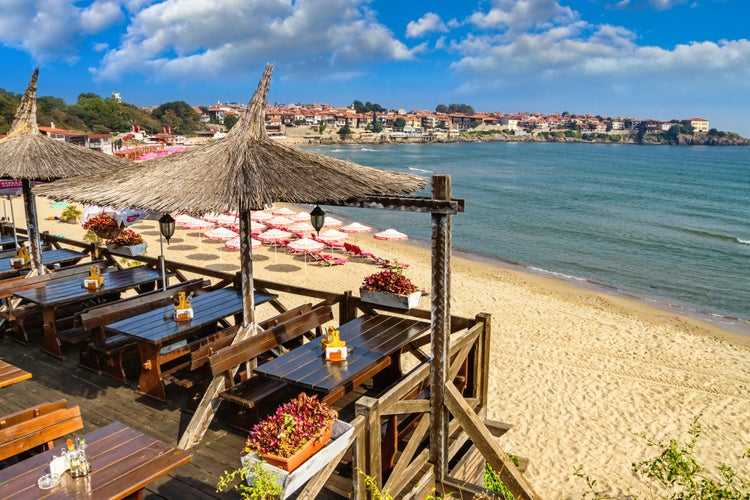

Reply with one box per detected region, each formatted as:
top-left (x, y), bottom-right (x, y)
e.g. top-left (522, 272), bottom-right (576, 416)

top-left (361, 267), bottom-right (418, 296)
top-left (82, 212), bottom-right (119, 232)
top-left (106, 228), bottom-right (144, 247)
top-left (244, 393), bottom-right (337, 458)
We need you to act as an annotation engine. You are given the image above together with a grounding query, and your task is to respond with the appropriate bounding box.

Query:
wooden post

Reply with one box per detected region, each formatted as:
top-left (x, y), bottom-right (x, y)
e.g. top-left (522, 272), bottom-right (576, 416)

top-left (178, 209), bottom-right (259, 450)
top-left (355, 396), bottom-right (382, 491)
top-left (21, 180), bottom-right (44, 275)
top-left (430, 174), bottom-right (451, 481)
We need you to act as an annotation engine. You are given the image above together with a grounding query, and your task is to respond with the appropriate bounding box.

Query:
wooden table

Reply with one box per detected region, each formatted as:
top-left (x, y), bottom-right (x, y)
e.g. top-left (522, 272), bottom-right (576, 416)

top-left (13, 266), bottom-right (165, 358)
top-left (0, 234), bottom-right (26, 250)
top-left (0, 359), bottom-right (31, 388)
top-left (0, 248), bottom-right (89, 279)
top-left (254, 314), bottom-right (431, 403)
top-left (106, 288), bottom-right (278, 400)
top-left (0, 421), bottom-right (191, 499)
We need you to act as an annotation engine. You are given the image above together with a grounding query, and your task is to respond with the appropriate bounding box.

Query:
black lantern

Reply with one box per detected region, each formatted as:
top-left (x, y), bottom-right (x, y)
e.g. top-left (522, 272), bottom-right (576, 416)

top-left (159, 213), bottom-right (175, 243)
top-left (310, 205), bottom-right (326, 236)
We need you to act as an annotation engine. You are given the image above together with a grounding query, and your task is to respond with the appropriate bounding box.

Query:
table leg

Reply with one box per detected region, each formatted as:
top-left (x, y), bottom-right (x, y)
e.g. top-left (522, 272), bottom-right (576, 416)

top-left (136, 342), bottom-right (166, 401)
top-left (41, 306), bottom-right (63, 359)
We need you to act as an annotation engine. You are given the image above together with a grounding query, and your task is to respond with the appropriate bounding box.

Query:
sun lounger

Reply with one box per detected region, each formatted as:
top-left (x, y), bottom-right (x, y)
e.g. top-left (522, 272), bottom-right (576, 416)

top-left (311, 252), bottom-right (347, 266)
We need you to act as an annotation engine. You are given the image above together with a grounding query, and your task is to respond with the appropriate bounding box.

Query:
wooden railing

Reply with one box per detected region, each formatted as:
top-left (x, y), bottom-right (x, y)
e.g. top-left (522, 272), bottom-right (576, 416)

top-left (21, 229), bottom-right (536, 498)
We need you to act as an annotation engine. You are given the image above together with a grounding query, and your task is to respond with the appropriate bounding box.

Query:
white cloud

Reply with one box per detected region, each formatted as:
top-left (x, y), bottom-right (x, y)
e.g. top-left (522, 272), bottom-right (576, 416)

top-left (92, 0), bottom-right (419, 82)
top-left (468, 0), bottom-right (577, 33)
top-left (0, 0), bottom-right (124, 62)
top-left (406, 12), bottom-right (448, 38)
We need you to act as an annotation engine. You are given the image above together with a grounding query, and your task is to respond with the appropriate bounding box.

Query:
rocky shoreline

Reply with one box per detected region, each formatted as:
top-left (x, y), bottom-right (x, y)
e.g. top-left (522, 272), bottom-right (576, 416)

top-left (273, 127), bottom-right (749, 147)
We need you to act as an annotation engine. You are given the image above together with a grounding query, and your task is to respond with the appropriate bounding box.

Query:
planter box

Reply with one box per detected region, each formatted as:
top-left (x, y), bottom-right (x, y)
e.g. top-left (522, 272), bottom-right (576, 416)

top-left (359, 288), bottom-right (421, 310)
top-left (107, 242), bottom-right (147, 257)
top-left (242, 420), bottom-right (354, 499)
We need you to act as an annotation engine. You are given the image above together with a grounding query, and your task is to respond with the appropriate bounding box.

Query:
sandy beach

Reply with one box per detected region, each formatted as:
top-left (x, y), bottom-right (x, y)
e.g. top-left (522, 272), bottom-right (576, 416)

top-left (11, 195), bottom-right (750, 498)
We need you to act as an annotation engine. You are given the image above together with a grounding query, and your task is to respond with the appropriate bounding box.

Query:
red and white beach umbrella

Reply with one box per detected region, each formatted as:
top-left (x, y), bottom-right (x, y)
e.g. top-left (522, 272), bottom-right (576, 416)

top-left (289, 212), bottom-right (311, 222)
top-left (215, 214), bottom-right (240, 227)
top-left (179, 218), bottom-right (215, 231)
top-left (322, 216), bottom-right (343, 228)
top-left (287, 237), bottom-right (325, 271)
top-left (271, 206), bottom-right (297, 216)
top-left (340, 222), bottom-right (372, 234)
top-left (257, 228), bottom-right (292, 262)
top-left (226, 237), bottom-right (261, 250)
top-left (173, 214), bottom-right (199, 227)
top-left (203, 226), bottom-right (238, 241)
top-left (317, 228), bottom-right (348, 253)
top-left (200, 212), bottom-right (222, 223)
top-left (374, 228), bottom-right (408, 241)
top-left (286, 221), bottom-right (315, 236)
top-left (265, 215), bottom-right (293, 228)
top-left (374, 228), bottom-right (408, 261)
top-left (250, 210), bottom-right (273, 222)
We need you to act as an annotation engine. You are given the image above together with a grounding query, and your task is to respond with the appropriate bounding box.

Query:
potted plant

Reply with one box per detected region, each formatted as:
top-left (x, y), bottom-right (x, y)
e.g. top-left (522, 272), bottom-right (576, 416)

top-left (217, 393), bottom-right (339, 498)
top-left (360, 265), bottom-right (421, 309)
top-left (60, 205), bottom-right (82, 224)
top-left (105, 228), bottom-right (147, 256)
top-left (82, 212), bottom-right (122, 239)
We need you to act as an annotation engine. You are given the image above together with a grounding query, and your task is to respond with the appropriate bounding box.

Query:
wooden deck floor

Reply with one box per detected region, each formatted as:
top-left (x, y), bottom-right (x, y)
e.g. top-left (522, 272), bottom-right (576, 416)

top-left (0, 336), bottom-right (357, 499)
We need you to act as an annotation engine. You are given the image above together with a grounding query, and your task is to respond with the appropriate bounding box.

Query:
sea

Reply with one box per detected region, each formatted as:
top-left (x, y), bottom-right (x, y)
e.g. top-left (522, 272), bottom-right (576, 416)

top-left (301, 142), bottom-right (750, 335)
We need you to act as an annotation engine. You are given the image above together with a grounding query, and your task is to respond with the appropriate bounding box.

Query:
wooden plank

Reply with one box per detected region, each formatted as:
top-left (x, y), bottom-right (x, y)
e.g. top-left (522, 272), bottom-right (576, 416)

top-left (444, 383), bottom-right (538, 499)
top-left (334, 195), bottom-right (465, 214)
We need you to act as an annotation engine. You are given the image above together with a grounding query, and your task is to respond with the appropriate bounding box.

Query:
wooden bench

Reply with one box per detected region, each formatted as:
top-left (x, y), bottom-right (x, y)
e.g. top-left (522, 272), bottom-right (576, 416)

top-left (0, 399), bottom-right (84, 462)
top-left (80, 279), bottom-right (209, 381)
top-left (207, 305), bottom-right (334, 416)
top-left (0, 261), bottom-right (109, 342)
top-left (163, 304), bottom-right (316, 405)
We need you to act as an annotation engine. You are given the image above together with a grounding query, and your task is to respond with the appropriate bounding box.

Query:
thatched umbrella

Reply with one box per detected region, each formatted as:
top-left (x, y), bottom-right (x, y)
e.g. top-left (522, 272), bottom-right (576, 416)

top-left (37, 65), bottom-right (426, 447)
top-left (0, 69), bottom-right (129, 273)
top-left (36, 64), bottom-right (427, 329)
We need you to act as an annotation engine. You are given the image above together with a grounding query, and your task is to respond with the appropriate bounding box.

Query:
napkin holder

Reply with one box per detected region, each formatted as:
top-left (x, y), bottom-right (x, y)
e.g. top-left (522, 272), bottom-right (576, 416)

top-left (49, 455), bottom-right (68, 476)
top-left (323, 326), bottom-right (347, 362)
top-left (83, 266), bottom-right (104, 290)
top-left (173, 291), bottom-right (193, 322)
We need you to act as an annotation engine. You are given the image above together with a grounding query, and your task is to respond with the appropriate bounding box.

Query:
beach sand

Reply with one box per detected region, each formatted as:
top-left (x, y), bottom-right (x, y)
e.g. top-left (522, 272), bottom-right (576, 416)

top-left (13, 196), bottom-right (750, 498)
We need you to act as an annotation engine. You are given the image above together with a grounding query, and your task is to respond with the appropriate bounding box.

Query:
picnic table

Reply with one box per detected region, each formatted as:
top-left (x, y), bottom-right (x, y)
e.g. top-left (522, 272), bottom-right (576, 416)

top-left (0, 359), bottom-right (31, 388)
top-left (254, 314), bottom-right (431, 404)
top-left (106, 288), bottom-right (278, 400)
top-left (0, 248), bottom-right (89, 279)
top-left (0, 421), bottom-right (191, 498)
top-left (13, 266), bottom-right (165, 358)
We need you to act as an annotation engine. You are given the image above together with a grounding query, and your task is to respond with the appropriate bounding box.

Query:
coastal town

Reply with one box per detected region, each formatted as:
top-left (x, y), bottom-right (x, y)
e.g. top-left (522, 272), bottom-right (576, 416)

top-left (17, 96), bottom-right (748, 157)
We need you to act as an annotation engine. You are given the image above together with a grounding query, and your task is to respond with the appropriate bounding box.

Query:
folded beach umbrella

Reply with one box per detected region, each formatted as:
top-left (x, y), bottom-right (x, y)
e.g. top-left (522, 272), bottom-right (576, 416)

top-left (35, 65), bottom-right (426, 448)
top-left (0, 69), bottom-right (129, 273)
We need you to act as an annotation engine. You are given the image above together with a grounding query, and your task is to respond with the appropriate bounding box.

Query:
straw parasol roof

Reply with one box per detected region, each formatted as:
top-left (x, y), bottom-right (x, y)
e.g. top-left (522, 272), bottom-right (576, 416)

top-left (0, 69), bottom-right (129, 272)
top-left (0, 69), bottom-right (129, 179)
top-left (33, 65), bottom-right (427, 448)
top-left (35, 65), bottom-right (426, 214)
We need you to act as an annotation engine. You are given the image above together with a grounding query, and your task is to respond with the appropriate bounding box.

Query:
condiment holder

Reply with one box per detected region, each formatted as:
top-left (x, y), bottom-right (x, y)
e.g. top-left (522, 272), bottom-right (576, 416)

top-left (11, 246), bottom-right (30, 269)
top-left (322, 326), bottom-right (347, 362)
top-left (83, 266), bottom-right (104, 290)
top-left (173, 291), bottom-right (193, 322)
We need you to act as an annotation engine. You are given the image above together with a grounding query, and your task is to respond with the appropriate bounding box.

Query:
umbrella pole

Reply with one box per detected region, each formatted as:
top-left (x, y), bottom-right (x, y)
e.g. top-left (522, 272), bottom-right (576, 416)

top-left (178, 209), bottom-right (259, 451)
top-left (159, 232), bottom-right (167, 291)
top-left (8, 195), bottom-right (19, 247)
top-left (21, 180), bottom-right (43, 274)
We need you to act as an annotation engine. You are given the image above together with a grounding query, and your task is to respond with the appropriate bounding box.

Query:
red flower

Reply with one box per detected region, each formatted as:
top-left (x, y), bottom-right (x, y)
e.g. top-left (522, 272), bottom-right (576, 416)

top-left (361, 267), bottom-right (418, 296)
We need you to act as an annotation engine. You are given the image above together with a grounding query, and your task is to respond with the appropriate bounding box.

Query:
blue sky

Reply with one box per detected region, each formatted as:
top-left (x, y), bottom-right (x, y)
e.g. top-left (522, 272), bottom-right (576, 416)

top-left (1, 0), bottom-right (749, 136)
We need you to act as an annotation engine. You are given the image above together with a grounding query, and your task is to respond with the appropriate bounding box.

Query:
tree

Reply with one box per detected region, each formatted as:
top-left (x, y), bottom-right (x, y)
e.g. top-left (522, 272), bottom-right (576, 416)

top-left (368, 111), bottom-right (383, 133)
top-left (223, 114), bottom-right (239, 130)
top-left (337, 123), bottom-right (352, 137)
top-left (393, 117), bottom-right (406, 131)
top-left (435, 103), bottom-right (475, 115)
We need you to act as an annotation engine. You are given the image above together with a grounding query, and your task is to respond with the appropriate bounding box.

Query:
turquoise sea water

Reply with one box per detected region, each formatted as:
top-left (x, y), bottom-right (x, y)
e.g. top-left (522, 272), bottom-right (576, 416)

top-left (302, 142), bottom-right (750, 334)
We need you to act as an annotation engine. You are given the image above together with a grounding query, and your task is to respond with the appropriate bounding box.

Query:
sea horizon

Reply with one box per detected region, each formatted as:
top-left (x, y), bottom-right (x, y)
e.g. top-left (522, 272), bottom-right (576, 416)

top-left (302, 142), bottom-right (750, 336)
